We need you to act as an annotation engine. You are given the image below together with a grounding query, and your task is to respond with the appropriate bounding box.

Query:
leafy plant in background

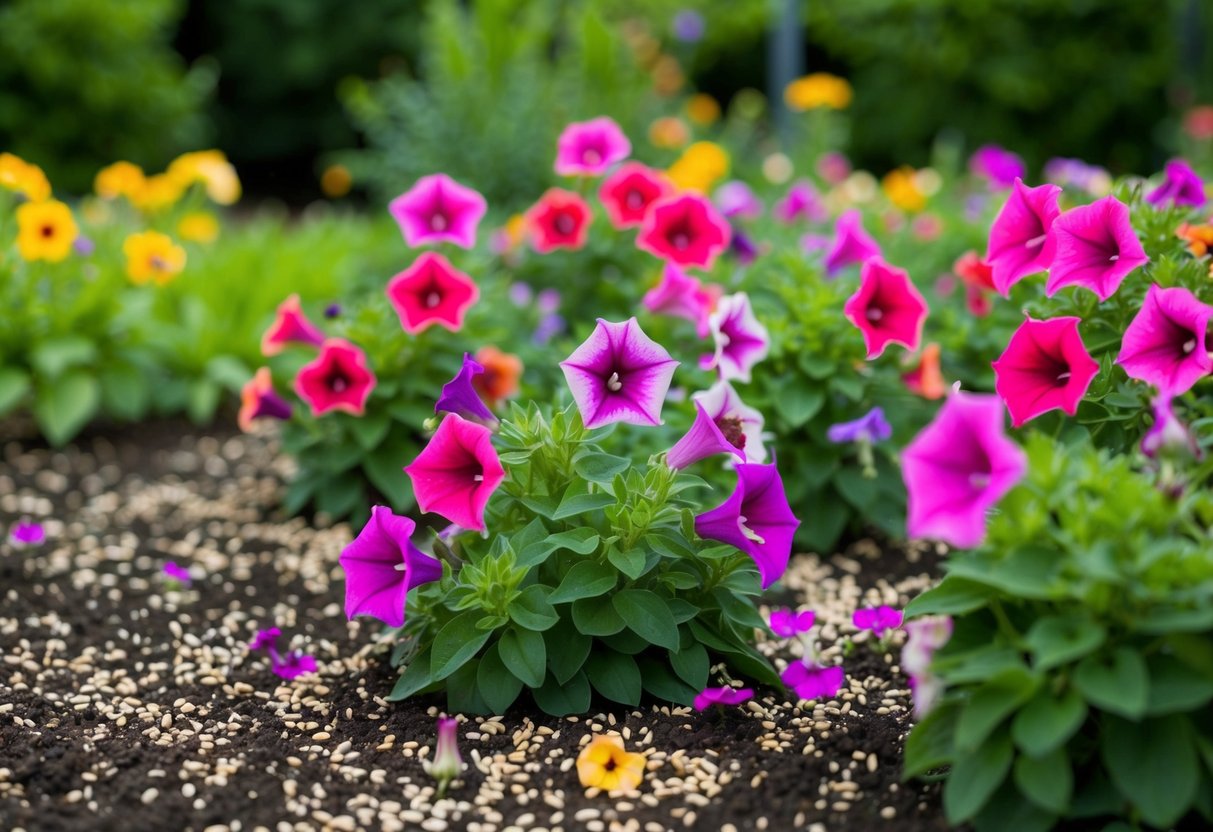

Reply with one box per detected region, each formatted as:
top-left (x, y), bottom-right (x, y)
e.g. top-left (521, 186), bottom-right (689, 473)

top-left (903, 433), bottom-right (1213, 831)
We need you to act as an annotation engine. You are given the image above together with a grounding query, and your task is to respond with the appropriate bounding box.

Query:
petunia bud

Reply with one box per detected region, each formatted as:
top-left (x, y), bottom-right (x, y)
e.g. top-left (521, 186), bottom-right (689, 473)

top-left (425, 716), bottom-right (464, 797)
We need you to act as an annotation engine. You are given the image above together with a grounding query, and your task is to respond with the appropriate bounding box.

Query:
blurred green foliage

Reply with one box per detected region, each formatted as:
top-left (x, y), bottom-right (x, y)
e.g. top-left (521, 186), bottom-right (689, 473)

top-left (0, 0), bottom-right (211, 193)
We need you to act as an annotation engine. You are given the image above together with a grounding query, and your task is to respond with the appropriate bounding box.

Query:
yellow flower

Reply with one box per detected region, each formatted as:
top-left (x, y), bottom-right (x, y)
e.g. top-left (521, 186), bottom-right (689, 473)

top-left (785, 73), bottom-right (853, 111)
top-left (0, 153), bottom-right (52, 202)
top-left (123, 231), bottom-right (186, 285)
top-left (685, 93), bottom-right (721, 126)
top-left (648, 117), bottom-right (690, 150)
top-left (95, 161), bottom-right (146, 200)
top-left (576, 735), bottom-right (646, 792)
top-left (321, 164), bottom-right (353, 198)
top-left (16, 200), bottom-right (78, 262)
top-left (882, 166), bottom-right (926, 213)
top-left (667, 141), bottom-right (729, 193)
top-left (133, 173), bottom-right (186, 212)
top-left (178, 212), bottom-right (220, 244)
top-left (169, 150), bottom-right (241, 205)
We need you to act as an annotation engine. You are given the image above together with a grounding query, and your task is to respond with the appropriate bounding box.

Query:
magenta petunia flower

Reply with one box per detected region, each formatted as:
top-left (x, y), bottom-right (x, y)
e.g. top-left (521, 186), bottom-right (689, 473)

top-left (271, 650), bottom-right (317, 680)
top-left (730, 228), bottom-right (760, 265)
top-left (386, 251), bottom-right (480, 335)
top-left (769, 608), bottom-right (815, 638)
top-left (715, 181), bottom-right (763, 220)
top-left (560, 317), bottom-right (679, 429)
top-left (238, 367), bottom-right (292, 432)
top-left (824, 209), bottom-right (881, 277)
top-left (985, 179), bottom-right (1062, 296)
top-left (637, 193), bottom-right (731, 270)
top-left (435, 353), bottom-right (497, 425)
top-left (339, 505), bottom-right (444, 628)
top-left (693, 381), bottom-right (767, 464)
top-left (666, 400), bottom-right (746, 469)
top-left (853, 606), bottom-right (903, 637)
top-left (1141, 395), bottom-right (1203, 460)
top-left (555, 117), bottom-right (631, 177)
top-left (843, 258), bottom-right (928, 359)
top-left (1046, 195), bottom-right (1149, 300)
top-left (782, 662), bottom-right (845, 702)
top-left (599, 162), bottom-right (673, 229)
top-left (388, 173), bottom-right (487, 249)
top-left (1146, 159), bottom-right (1206, 209)
top-left (826, 407), bottom-right (892, 444)
top-left (261, 294), bottom-right (325, 356)
top-left (695, 461), bottom-right (799, 589)
top-left (991, 316), bottom-right (1100, 427)
top-left (902, 392), bottom-right (1027, 548)
top-left (8, 520), bottom-right (45, 547)
top-left (969, 145), bottom-right (1025, 190)
top-left (404, 414), bottom-right (506, 531)
top-left (1116, 284), bottom-right (1213, 395)
top-left (526, 188), bottom-right (593, 253)
top-left (162, 561), bottom-right (192, 585)
top-left (641, 264), bottom-right (719, 338)
top-left (294, 339), bottom-right (377, 417)
top-left (249, 627), bottom-right (281, 653)
top-left (773, 180), bottom-right (827, 224)
top-left (701, 293), bottom-right (770, 383)
top-left (693, 686), bottom-right (754, 711)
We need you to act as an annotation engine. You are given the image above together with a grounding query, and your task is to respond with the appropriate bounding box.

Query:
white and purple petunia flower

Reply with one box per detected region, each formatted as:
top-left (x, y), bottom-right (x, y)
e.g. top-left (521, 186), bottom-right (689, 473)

top-left (701, 293), bottom-right (770, 383)
top-left (560, 318), bottom-right (679, 430)
top-left (692, 381), bottom-right (767, 464)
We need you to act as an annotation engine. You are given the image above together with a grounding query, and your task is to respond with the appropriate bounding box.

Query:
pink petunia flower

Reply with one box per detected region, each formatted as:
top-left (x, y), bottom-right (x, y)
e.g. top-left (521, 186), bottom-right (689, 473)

top-left (843, 258), bottom-right (929, 359)
top-left (294, 339), bottom-right (377, 417)
top-left (902, 391), bottom-right (1027, 548)
top-left (261, 294), bottom-right (325, 356)
top-left (248, 627), bottom-right (281, 652)
top-left (700, 293), bottom-right (770, 383)
top-left (386, 251), bottom-right (480, 335)
top-left (1116, 284), bottom-right (1213, 395)
top-left (388, 173), bottom-right (488, 249)
top-left (641, 264), bottom-right (720, 338)
top-left (162, 561), bottom-right (192, 585)
top-left (339, 506), bottom-right (444, 628)
top-left (824, 209), bottom-right (881, 277)
top-left (404, 414), bottom-right (506, 531)
top-left (560, 318), bottom-right (679, 429)
top-left (692, 381), bottom-right (767, 464)
top-left (555, 117), bottom-right (631, 177)
top-left (852, 606), bottom-right (903, 637)
top-left (1141, 395), bottom-right (1203, 460)
top-left (781, 662), bottom-right (845, 702)
top-left (695, 461), bottom-right (800, 589)
top-left (773, 180), bottom-right (827, 224)
top-left (238, 367), bottom-right (292, 432)
top-left (969, 145), bottom-right (1025, 190)
top-left (599, 163), bottom-right (673, 229)
top-left (714, 181), bottom-right (763, 220)
top-left (902, 615), bottom-right (952, 718)
top-left (526, 188), bottom-right (593, 253)
top-left (985, 179), bottom-right (1062, 296)
top-left (271, 650), bottom-right (318, 680)
top-left (1046, 195), bottom-right (1149, 300)
top-left (1145, 159), bottom-right (1206, 209)
top-left (693, 686), bottom-right (754, 711)
top-left (8, 520), bottom-right (46, 547)
top-left (637, 193), bottom-right (731, 270)
top-left (991, 316), bottom-right (1100, 427)
top-left (769, 608), bottom-right (815, 638)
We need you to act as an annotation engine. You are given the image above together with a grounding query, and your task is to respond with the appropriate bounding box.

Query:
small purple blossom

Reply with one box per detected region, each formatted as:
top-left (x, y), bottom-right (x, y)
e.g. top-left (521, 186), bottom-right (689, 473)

top-left (1146, 159), bottom-right (1206, 209)
top-left (826, 408), bottom-right (892, 444)
top-left (729, 228), bottom-right (759, 265)
top-left (560, 318), bottom-right (679, 429)
top-left (537, 288), bottom-right (562, 314)
top-left (782, 662), bottom-right (845, 702)
top-left (715, 181), bottom-right (763, 220)
top-left (508, 282), bottom-right (533, 307)
top-left (73, 235), bottom-right (95, 256)
top-left (389, 173), bottom-right (488, 250)
top-left (666, 400), bottom-right (746, 469)
top-left (671, 9), bottom-right (706, 43)
top-left (533, 313), bottom-right (566, 346)
top-left (968, 145), bottom-right (1025, 189)
top-left (271, 650), bottom-right (318, 680)
top-left (8, 520), bottom-right (45, 547)
top-left (324, 303), bottom-right (341, 319)
top-left (769, 608), bottom-right (815, 638)
top-left (693, 686), bottom-right (754, 711)
top-left (852, 606), bottom-right (903, 637)
top-left (435, 353), bottom-right (498, 425)
top-left (774, 180), bottom-right (827, 224)
top-left (1141, 395), bottom-right (1203, 460)
top-left (162, 561), bottom-right (192, 585)
top-left (249, 627), bottom-right (282, 653)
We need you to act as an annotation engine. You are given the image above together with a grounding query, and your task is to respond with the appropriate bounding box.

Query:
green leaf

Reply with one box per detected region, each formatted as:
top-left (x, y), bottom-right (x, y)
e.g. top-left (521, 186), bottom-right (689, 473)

top-left (477, 642), bottom-right (524, 713)
top-left (187, 379), bottom-right (220, 424)
top-left (1133, 606), bottom-right (1213, 634)
top-left (585, 651), bottom-right (642, 706)
top-left (933, 646), bottom-right (1026, 685)
top-left (203, 354), bottom-right (249, 390)
top-left (666, 598), bottom-right (700, 624)
top-left (549, 561), bottom-right (616, 603)
top-left (99, 365), bottom-right (150, 421)
top-left (532, 670), bottom-right (591, 716)
top-left (34, 371), bottom-right (100, 446)
top-left (905, 577), bottom-right (993, 617)
top-left (498, 627), bottom-right (546, 688)
top-left (518, 528), bottom-right (600, 567)
top-left (389, 648), bottom-right (434, 701)
top-left (669, 644), bottom-right (709, 690)
top-left (573, 452), bottom-right (632, 483)
top-left (1102, 715), bottom-right (1200, 828)
top-left (955, 668), bottom-right (1041, 753)
top-left (571, 595), bottom-right (626, 636)
top-left (773, 385), bottom-right (824, 428)
top-left (1144, 654), bottom-right (1213, 716)
top-left (349, 412), bottom-right (391, 450)
top-left (1011, 687), bottom-right (1088, 758)
top-left (363, 439), bottom-right (415, 511)
top-left (546, 628), bottom-right (591, 685)
top-left (1013, 747), bottom-right (1072, 814)
top-left (430, 611), bottom-right (493, 682)
top-left (1024, 615), bottom-right (1106, 671)
top-left (447, 659), bottom-right (489, 713)
top-left (943, 730), bottom-right (1013, 824)
top-left (30, 336), bottom-right (97, 379)
top-left (636, 657), bottom-right (697, 706)
top-left (945, 546), bottom-right (1060, 599)
top-left (835, 467), bottom-right (879, 512)
top-left (1074, 648), bottom-right (1149, 719)
top-left (971, 781), bottom-right (1058, 832)
top-left (607, 546), bottom-right (646, 580)
top-left (553, 490), bottom-right (615, 520)
top-left (508, 585), bottom-right (559, 631)
top-left (0, 368), bottom-right (31, 416)
top-left (903, 701), bottom-right (959, 779)
top-left (613, 589), bottom-right (680, 651)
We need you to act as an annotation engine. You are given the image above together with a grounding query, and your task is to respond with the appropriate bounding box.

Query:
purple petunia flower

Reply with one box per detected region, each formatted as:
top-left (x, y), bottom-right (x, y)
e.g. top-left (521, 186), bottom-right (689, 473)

top-left (425, 716), bottom-right (464, 797)
top-left (533, 313), bottom-right (566, 346)
top-left (555, 117), bottom-right (631, 177)
top-left (339, 506), bottom-right (445, 628)
top-left (695, 461), bottom-right (800, 589)
top-left (666, 400), bottom-right (747, 469)
top-left (8, 520), bottom-right (45, 547)
top-left (968, 145), bottom-right (1025, 190)
top-left (825, 210), bottom-right (882, 277)
top-left (774, 180), bottom-right (827, 224)
top-left (324, 303), bottom-right (342, 319)
top-left (162, 561), bottom-right (192, 585)
top-left (693, 686), bottom-right (753, 711)
top-left (249, 627), bottom-right (281, 653)
top-left (508, 282), bottom-right (533, 307)
top-left (671, 9), bottom-right (706, 43)
top-left (782, 662), bottom-right (845, 702)
top-left (1146, 159), bottom-right (1206, 209)
top-left (271, 650), bottom-right (318, 681)
top-left (826, 407), bottom-right (892, 444)
top-left (902, 615), bottom-right (952, 718)
top-left (715, 181), bottom-right (763, 220)
top-left (435, 353), bottom-right (498, 425)
top-left (769, 608), bottom-right (815, 638)
top-left (852, 606), bottom-right (903, 637)
top-left (692, 381), bottom-right (767, 464)
top-left (1141, 395), bottom-right (1203, 461)
top-left (560, 318), bottom-right (679, 429)
top-left (73, 235), bottom-right (95, 257)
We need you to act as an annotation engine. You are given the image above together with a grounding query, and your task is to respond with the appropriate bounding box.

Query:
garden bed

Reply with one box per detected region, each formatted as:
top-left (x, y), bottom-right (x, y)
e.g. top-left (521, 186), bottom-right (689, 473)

top-left (0, 422), bottom-right (948, 832)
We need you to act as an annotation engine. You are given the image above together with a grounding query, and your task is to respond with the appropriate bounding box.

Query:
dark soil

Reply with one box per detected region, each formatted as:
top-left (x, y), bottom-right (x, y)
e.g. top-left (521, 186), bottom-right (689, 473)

top-left (0, 420), bottom-right (949, 832)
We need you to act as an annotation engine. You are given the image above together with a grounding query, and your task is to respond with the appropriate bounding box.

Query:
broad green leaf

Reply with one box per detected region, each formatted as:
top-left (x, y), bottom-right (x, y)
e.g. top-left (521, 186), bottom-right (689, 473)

top-left (971, 781), bottom-right (1058, 832)
top-left (585, 650), bottom-right (641, 706)
top-left (774, 384), bottom-right (824, 427)
top-left (613, 589), bottom-right (680, 651)
top-left (545, 628), bottom-right (591, 685)
top-left (1102, 715), bottom-right (1200, 828)
top-left (34, 371), bottom-right (100, 446)
top-left (553, 490), bottom-right (615, 520)
top-left (1025, 615), bottom-right (1106, 671)
top-left (636, 657), bottom-right (696, 706)
top-left (607, 546), bottom-right (645, 580)
top-left (518, 528), bottom-right (600, 567)
top-left (669, 644), bottom-right (709, 690)
top-left (573, 452), bottom-right (631, 483)
top-left (363, 438), bottom-right (415, 511)
top-left (498, 627), bottom-right (546, 688)
top-left (1074, 648), bottom-right (1149, 719)
top-left (903, 701), bottom-right (959, 779)
top-left (431, 611), bottom-right (493, 681)
top-left (0, 368), bottom-right (30, 416)
top-left (943, 730), bottom-right (1013, 823)
top-left (571, 595), bottom-right (626, 636)
top-left (1144, 654), bottom-right (1213, 715)
top-left (1011, 687), bottom-right (1088, 757)
top-left (1013, 747), bottom-right (1072, 813)
top-left (389, 648), bottom-right (434, 701)
top-left (187, 379), bottom-right (220, 424)
top-left (446, 659), bottom-right (489, 714)
top-left (30, 336), bottom-right (96, 379)
top-left (945, 546), bottom-right (1060, 599)
top-left (348, 412), bottom-right (391, 450)
top-left (549, 560), bottom-right (616, 603)
top-left (904, 577), bottom-right (993, 617)
top-left (99, 364), bottom-right (150, 421)
top-left (955, 668), bottom-right (1041, 753)
top-left (508, 585), bottom-right (559, 631)
top-left (532, 670), bottom-right (591, 716)
top-left (835, 467), bottom-right (879, 511)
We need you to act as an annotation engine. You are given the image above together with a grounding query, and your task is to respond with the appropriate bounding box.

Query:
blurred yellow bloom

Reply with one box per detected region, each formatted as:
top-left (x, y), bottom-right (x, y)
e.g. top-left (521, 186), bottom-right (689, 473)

top-left (576, 735), bottom-right (646, 792)
top-left (178, 212), bottom-right (220, 244)
top-left (648, 117), bottom-right (690, 150)
top-left (0, 153), bottom-right (52, 202)
top-left (16, 200), bottom-right (78, 263)
top-left (785, 73), bottom-right (853, 111)
top-left (95, 161), bottom-right (146, 200)
top-left (667, 141), bottom-right (729, 193)
top-left (169, 150), bottom-right (241, 205)
top-left (133, 173), bottom-right (186, 212)
top-left (882, 166), bottom-right (926, 212)
top-left (124, 230), bottom-right (186, 285)
top-left (320, 164), bottom-right (353, 198)
top-left (651, 54), bottom-right (685, 96)
top-left (685, 93), bottom-right (721, 126)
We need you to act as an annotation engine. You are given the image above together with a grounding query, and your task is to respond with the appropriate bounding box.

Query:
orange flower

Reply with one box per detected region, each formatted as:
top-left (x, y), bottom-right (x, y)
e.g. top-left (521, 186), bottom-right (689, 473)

top-left (576, 735), bottom-right (646, 792)
top-left (0, 153), bottom-right (52, 202)
top-left (95, 161), bottom-right (146, 200)
top-left (882, 166), bottom-right (926, 213)
top-left (169, 149), bottom-right (241, 205)
top-left (1177, 222), bottom-right (1213, 257)
top-left (667, 141), bottom-right (729, 193)
top-left (785, 73), bottom-right (852, 111)
top-left (685, 93), bottom-right (721, 126)
top-left (903, 344), bottom-right (946, 400)
top-left (321, 164), bottom-right (353, 198)
top-left (648, 117), bottom-right (690, 150)
top-left (472, 346), bottom-right (523, 407)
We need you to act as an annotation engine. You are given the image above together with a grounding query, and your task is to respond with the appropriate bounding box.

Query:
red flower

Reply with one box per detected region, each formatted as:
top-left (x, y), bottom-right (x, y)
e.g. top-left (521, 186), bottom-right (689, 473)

top-left (294, 339), bottom-right (377, 417)
top-left (636, 193), bottom-right (731, 270)
top-left (386, 252), bottom-right (479, 335)
top-left (599, 163), bottom-right (673, 229)
top-left (525, 188), bottom-right (592, 253)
